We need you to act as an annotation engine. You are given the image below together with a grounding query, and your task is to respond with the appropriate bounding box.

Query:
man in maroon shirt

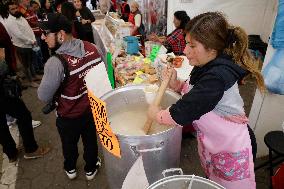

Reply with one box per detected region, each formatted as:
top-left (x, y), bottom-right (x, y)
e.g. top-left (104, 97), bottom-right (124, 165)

top-left (38, 13), bottom-right (103, 180)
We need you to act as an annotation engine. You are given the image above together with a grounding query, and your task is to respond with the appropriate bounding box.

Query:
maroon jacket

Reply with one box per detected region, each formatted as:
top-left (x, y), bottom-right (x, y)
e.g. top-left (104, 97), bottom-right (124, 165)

top-left (56, 41), bottom-right (103, 118)
top-left (0, 23), bottom-right (16, 72)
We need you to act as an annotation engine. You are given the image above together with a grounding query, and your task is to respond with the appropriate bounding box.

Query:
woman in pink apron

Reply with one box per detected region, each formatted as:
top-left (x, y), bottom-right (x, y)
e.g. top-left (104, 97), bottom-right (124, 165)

top-left (147, 12), bottom-right (265, 189)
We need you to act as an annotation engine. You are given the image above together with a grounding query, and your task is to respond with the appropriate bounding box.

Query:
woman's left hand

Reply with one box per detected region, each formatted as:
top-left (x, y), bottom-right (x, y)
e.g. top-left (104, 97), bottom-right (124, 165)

top-left (149, 34), bottom-right (160, 42)
top-left (147, 105), bottom-right (161, 121)
top-left (148, 33), bottom-right (157, 40)
top-left (158, 36), bottom-right (166, 43)
top-left (81, 19), bottom-right (89, 24)
top-left (76, 11), bottom-right (80, 17)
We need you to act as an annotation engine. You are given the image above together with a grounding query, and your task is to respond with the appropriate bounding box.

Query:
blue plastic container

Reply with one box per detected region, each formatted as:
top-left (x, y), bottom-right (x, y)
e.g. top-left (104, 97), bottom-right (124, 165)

top-left (124, 36), bottom-right (139, 55)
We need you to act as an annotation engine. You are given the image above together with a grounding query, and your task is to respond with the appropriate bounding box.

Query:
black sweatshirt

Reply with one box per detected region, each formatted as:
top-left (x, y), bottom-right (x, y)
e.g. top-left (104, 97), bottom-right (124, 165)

top-left (169, 54), bottom-right (248, 126)
top-left (79, 7), bottom-right (96, 32)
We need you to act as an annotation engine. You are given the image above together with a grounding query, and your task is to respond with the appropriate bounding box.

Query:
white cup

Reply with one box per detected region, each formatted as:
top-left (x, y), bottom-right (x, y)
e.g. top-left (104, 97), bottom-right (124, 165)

top-left (144, 84), bottom-right (159, 104)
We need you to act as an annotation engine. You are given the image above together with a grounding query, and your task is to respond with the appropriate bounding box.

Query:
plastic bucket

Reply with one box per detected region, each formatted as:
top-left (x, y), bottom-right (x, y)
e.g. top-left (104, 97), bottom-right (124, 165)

top-left (124, 36), bottom-right (139, 55)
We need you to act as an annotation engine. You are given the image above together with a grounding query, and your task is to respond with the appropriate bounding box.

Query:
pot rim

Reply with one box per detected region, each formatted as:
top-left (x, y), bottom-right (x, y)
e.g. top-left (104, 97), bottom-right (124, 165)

top-left (147, 175), bottom-right (225, 189)
top-left (101, 84), bottom-right (180, 101)
top-left (101, 84), bottom-right (181, 138)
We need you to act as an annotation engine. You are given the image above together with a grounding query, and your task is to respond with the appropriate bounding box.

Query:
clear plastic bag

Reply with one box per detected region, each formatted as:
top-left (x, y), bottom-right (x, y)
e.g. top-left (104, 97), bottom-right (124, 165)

top-left (271, 0), bottom-right (284, 49)
top-left (262, 49), bottom-right (284, 94)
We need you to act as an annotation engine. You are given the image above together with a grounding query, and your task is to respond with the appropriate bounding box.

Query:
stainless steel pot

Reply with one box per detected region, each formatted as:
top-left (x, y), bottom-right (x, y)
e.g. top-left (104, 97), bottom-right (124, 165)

top-left (101, 84), bottom-right (182, 189)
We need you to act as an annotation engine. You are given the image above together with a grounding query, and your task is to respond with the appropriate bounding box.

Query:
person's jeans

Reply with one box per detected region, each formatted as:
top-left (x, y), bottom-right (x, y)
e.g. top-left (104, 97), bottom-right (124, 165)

top-left (56, 112), bottom-right (99, 172)
top-left (0, 97), bottom-right (38, 159)
top-left (16, 47), bottom-right (35, 81)
top-left (32, 36), bottom-right (44, 72)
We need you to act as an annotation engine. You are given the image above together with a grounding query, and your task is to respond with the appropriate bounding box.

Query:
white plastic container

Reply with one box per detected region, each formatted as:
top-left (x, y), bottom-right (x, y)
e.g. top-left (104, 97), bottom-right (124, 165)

top-left (144, 84), bottom-right (159, 104)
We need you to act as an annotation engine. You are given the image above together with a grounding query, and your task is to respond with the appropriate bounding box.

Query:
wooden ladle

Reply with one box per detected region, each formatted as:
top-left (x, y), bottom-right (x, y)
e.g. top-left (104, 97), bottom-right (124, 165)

top-left (143, 68), bottom-right (173, 134)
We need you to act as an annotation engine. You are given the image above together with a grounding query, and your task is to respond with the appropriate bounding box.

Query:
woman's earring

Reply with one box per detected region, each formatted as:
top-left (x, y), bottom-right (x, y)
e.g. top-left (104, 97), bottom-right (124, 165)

top-left (59, 33), bottom-right (64, 42)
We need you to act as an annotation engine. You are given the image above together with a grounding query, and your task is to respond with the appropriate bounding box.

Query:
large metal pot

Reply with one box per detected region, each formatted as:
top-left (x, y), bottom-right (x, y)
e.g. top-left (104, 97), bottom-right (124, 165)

top-left (147, 169), bottom-right (225, 189)
top-left (101, 84), bottom-right (182, 189)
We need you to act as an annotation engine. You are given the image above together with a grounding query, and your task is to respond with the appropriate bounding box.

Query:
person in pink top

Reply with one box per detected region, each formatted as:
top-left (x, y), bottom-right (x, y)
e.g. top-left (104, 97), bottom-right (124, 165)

top-left (147, 12), bottom-right (266, 189)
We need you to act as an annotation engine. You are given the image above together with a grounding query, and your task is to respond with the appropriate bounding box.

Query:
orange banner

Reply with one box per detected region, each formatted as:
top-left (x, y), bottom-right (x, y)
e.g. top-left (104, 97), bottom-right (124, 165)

top-left (88, 90), bottom-right (121, 158)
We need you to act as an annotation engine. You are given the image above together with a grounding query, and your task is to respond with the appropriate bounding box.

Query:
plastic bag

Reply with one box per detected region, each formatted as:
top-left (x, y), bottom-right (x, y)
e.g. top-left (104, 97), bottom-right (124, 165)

top-left (262, 49), bottom-right (284, 94)
top-left (271, 0), bottom-right (284, 48)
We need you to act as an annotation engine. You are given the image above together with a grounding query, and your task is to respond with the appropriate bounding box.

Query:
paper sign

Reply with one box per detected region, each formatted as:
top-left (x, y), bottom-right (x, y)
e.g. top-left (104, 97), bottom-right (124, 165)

top-left (84, 63), bottom-right (112, 98)
top-left (134, 56), bottom-right (141, 62)
top-left (135, 71), bottom-right (144, 76)
top-left (133, 76), bottom-right (144, 84)
top-left (143, 58), bottom-right (151, 64)
top-left (107, 52), bottom-right (115, 89)
top-left (149, 45), bottom-right (161, 62)
top-left (88, 90), bottom-right (121, 158)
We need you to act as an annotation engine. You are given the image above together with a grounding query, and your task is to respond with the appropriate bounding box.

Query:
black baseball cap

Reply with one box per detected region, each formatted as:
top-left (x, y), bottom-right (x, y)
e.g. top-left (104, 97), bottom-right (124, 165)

top-left (39, 13), bottom-right (72, 34)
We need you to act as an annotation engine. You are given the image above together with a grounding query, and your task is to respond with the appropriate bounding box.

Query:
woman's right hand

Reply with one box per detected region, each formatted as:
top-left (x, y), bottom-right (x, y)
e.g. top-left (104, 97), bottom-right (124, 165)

top-left (162, 66), bottom-right (178, 90)
top-left (148, 33), bottom-right (159, 42)
top-left (81, 19), bottom-right (89, 24)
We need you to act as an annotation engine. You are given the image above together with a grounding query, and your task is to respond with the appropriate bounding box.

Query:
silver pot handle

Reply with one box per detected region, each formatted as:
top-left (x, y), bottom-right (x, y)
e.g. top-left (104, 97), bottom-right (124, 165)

top-left (131, 142), bottom-right (164, 156)
top-left (162, 168), bottom-right (183, 178)
top-left (137, 147), bottom-right (163, 153)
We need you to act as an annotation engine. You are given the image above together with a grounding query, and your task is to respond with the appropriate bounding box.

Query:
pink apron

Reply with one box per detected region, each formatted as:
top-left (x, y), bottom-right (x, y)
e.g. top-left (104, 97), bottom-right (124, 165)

top-left (193, 112), bottom-right (256, 189)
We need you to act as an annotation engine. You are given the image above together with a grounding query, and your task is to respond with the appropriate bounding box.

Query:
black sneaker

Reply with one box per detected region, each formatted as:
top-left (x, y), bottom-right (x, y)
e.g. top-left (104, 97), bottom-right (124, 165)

top-left (85, 157), bottom-right (101, 181)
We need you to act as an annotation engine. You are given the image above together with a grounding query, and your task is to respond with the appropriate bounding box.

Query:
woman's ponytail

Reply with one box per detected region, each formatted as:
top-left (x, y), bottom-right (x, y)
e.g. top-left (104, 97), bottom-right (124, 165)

top-left (224, 26), bottom-right (266, 93)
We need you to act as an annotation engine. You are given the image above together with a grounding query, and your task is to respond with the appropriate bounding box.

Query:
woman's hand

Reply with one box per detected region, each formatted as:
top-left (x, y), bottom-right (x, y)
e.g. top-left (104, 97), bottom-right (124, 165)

top-left (147, 105), bottom-right (161, 120)
top-left (148, 33), bottom-right (158, 41)
top-left (76, 11), bottom-right (80, 17)
top-left (81, 19), bottom-right (90, 24)
top-left (149, 33), bottom-right (165, 43)
top-left (32, 40), bottom-right (37, 46)
top-left (130, 26), bottom-right (138, 36)
top-left (158, 36), bottom-right (166, 43)
top-left (162, 66), bottom-right (178, 90)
